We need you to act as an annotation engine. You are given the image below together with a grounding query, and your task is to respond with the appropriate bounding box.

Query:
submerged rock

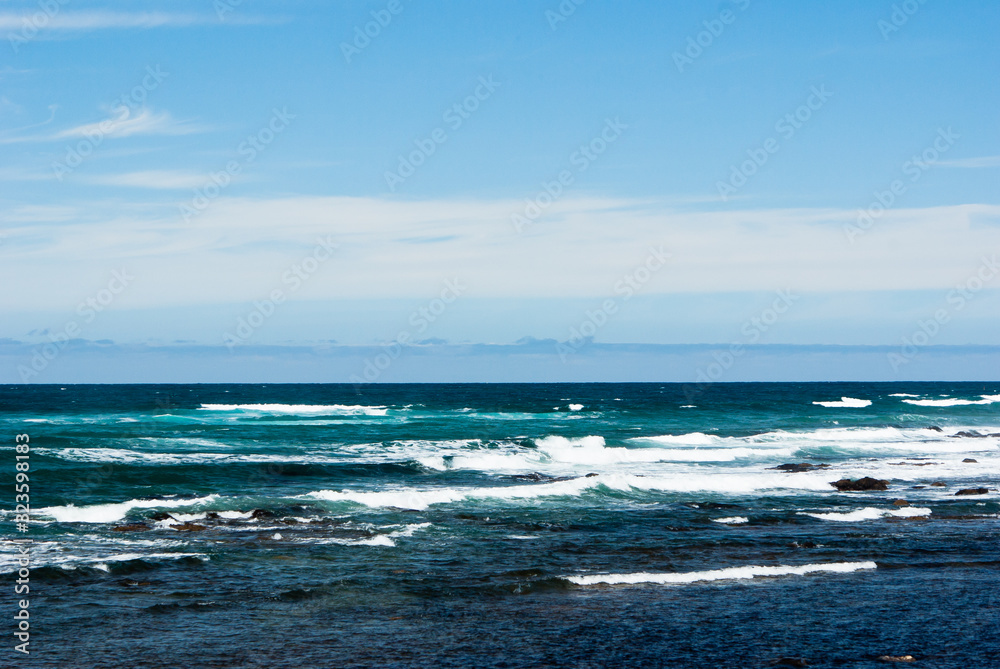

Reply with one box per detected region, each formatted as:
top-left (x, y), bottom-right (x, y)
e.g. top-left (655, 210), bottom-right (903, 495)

top-left (962, 458), bottom-right (978, 463)
top-left (892, 499), bottom-right (910, 507)
top-left (171, 522), bottom-right (206, 531)
top-left (831, 477), bottom-right (889, 491)
top-left (930, 481), bottom-right (947, 487)
top-left (250, 509), bottom-right (275, 519)
top-left (111, 523), bottom-right (150, 532)
top-left (771, 463), bottom-right (830, 473)
top-left (955, 488), bottom-right (989, 496)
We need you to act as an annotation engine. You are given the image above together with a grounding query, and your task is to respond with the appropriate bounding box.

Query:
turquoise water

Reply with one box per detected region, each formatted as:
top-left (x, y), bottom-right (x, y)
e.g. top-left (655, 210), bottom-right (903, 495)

top-left (3, 382), bottom-right (999, 667)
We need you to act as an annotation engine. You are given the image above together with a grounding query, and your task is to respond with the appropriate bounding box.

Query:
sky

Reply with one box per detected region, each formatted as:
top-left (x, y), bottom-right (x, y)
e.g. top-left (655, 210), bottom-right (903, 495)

top-left (1, 0), bottom-right (999, 383)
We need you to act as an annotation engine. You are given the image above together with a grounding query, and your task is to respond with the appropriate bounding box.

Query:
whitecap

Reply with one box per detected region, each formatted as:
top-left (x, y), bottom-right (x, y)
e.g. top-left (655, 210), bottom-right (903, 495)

top-left (800, 506), bottom-right (931, 522)
top-left (198, 403), bottom-right (389, 416)
top-left (36, 495), bottom-right (220, 524)
top-left (902, 395), bottom-right (1000, 407)
top-left (564, 561), bottom-right (876, 586)
top-left (712, 516), bottom-right (749, 524)
top-left (812, 397), bottom-right (872, 408)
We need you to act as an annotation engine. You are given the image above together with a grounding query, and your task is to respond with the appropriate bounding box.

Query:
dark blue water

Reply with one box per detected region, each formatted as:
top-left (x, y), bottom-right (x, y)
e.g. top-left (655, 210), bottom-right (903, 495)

top-left (3, 383), bottom-right (999, 667)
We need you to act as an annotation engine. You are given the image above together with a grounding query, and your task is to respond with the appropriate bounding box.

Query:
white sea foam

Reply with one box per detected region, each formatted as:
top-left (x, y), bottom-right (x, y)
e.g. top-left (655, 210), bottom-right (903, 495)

top-left (302, 471), bottom-right (837, 511)
top-left (712, 516), bottom-right (749, 524)
top-left (631, 432), bottom-right (718, 445)
top-left (198, 403), bottom-right (389, 416)
top-left (36, 495), bottom-right (220, 524)
top-left (564, 561), bottom-right (877, 586)
top-left (902, 395), bottom-right (1000, 407)
top-left (812, 397), bottom-right (872, 408)
top-left (889, 393), bottom-right (920, 398)
top-left (800, 507), bottom-right (931, 522)
top-left (568, 404), bottom-right (584, 411)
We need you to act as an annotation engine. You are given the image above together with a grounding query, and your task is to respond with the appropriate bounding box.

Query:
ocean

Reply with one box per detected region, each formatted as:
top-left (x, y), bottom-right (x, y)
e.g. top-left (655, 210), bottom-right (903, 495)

top-left (3, 382), bottom-right (999, 668)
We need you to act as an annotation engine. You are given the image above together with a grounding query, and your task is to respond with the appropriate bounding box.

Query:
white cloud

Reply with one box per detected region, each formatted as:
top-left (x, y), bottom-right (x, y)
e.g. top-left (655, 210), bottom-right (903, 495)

top-left (1, 196), bottom-right (999, 311)
top-left (80, 170), bottom-right (217, 190)
top-left (51, 108), bottom-right (205, 140)
top-left (939, 156), bottom-right (1000, 169)
top-left (0, 11), bottom-right (279, 31)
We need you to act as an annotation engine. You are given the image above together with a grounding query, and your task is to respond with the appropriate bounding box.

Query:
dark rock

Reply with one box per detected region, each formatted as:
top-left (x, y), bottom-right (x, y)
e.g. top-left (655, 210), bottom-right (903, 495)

top-left (508, 472), bottom-right (556, 482)
top-left (955, 488), bottom-right (989, 496)
top-left (831, 477), bottom-right (889, 491)
top-left (250, 509), bottom-right (275, 519)
top-left (930, 482), bottom-right (947, 487)
top-left (910, 485), bottom-right (925, 489)
top-left (111, 523), bottom-right (150, 532)
top-left (771, 463), bottom-right (830, 473)
top-left (892, 499), bottom-right (910, 507)
top-left (171, 522), bottom-right (206, 531)
top-left (149, 512), bottom-right (173, 521)
top-left (962, 458), bottom-right (978, 463)
top-left (878, 656), bottom-right (915, 663)
top-left (790, 540), bottom-right (818, 548)
top-left (205, 512), bottom-right (220, 520)
top-left (927, 426), bottom-right (943, 432)
top-left (584, 473), bottom-right (599, 478)
top-left (954, 431), bottom-right (985, 438)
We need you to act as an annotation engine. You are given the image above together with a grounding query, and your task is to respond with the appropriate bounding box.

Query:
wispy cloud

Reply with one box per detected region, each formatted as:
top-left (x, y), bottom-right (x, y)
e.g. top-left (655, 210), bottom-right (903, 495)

top-left (939, 156), bottom-right (1000, 169)
top-left (0, 108), bottom-right (208, 144)
top-left (0, 11), bottom-right (280, 31)
top-left (52, 108), bottom-right (206, 139)
top-left (81, 170), bottom-right (214, 190)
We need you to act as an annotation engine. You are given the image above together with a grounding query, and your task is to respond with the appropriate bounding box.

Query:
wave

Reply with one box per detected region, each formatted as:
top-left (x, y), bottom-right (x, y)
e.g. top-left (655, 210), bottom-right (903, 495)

top-left (631, 432), bottom-right (718, 446)
top-left (902, 395), bottom-right (1000, 407)
top-left (301, 472), bottom-right (837, 511)
top-left (304, 523), bottom-right (431, 548)
top-left (36, 495), bottom-right (220, 524)
top-left (563, 561), bottom-right (877, 586)
top-left (198, 403), bottom-right (389, 416)
top-left (712, 516), bottom-right (748, 524)
top-left (812, 397), bottom-right (872, 408)
top-left (800, 507), bottom-right (931, 522)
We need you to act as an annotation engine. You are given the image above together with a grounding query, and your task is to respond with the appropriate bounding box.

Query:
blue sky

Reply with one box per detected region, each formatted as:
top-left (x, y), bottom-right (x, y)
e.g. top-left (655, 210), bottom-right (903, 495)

top-left (2, 0), bottom-right (999, 382)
